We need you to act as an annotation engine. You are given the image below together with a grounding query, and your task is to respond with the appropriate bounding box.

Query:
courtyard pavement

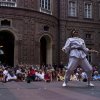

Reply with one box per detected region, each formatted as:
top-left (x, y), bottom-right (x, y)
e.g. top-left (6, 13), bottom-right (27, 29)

top-left (0, 81), bottom-right (100, 100)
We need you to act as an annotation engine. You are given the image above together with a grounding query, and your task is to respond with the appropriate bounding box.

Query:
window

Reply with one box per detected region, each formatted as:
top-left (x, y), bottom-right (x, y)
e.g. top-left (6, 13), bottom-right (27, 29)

top-left (84, 2), bottom-right (92, 18)
top-left (0, 0), bottom-right (17, 7)
top-left (86, 33), bottom-right (92, 39)
top-left (44, 26), bottom-right (49, 31)
top-left (1, 19), bottom-right (11, 26)
top-left (86, 48), bottom-right (92, 63)
top-left (40, 0), bottom-right (51, 14)
top-left (87, 52), bottom-right (92, 63)
top-left (68, 0), bottom-right (77, 17)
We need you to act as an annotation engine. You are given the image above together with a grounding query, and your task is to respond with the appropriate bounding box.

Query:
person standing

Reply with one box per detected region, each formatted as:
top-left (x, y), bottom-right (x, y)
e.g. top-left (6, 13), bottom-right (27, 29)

top-left (62, 29), bottom-right (99, 87)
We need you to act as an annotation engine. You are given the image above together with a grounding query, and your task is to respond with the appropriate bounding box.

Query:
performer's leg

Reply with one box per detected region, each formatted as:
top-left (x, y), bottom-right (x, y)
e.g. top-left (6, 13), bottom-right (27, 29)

top-left (81, 58), bottom-right (94, 86)
top-left (62, 57), bottom-right (79, 86)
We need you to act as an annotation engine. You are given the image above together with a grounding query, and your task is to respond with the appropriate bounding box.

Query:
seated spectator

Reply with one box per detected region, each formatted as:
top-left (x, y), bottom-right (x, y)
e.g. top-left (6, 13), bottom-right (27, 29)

top-left (81, 71), bottom-right (88, 82)
top-left (35, 70), bottom-right (45, 81)
top-left (93, 71), bottom-right (100, 81)
top-left (3, 67), bottom-right (9, 82)
top-left (70, 72), bottom-right (78, 81)
top-left (26, 67), bottom-right (36, 83)
top-left (3, 67), bottom-right (17, 82)
top-left (57, 69), bottom-right (65, 81)
top-left (16, 68), bottom-right (23, 81)
top-left (76, 67), bottom-right (83, 81)
top-left (44, 70), bottom-right (52, 82)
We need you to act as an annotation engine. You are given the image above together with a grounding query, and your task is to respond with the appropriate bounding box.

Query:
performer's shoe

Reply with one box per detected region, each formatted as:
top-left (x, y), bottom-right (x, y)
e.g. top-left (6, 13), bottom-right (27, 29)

top-left (62, 82), bottom-right (67, 87)
top-left (87, 83), bottom-right (94, 87)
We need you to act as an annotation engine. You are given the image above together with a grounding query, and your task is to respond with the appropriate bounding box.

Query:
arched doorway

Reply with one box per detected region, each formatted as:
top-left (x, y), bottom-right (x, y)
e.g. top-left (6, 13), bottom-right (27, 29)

top-left (40, 35), bottom-right (52, 66)
top-left (0, 30), bottom-right (14, 67)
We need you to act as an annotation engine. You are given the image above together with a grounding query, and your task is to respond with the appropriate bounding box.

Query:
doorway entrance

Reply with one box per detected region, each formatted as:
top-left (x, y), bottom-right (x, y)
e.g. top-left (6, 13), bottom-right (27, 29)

top-left (40, 35), bottom-right (52, 66)
top-left (0, 30), bottom-right (14, 67)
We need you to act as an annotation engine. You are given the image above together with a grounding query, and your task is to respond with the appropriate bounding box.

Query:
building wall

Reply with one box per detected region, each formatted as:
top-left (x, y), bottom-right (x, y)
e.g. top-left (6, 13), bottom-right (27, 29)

top-left (17, 0), bottom-right (58, 18)
top-left (0, 0), bottom-right (100, 66)
top-left (0, 0), bottom-right (59, 66)
top-left (60, 0), bottom-right (100, 65)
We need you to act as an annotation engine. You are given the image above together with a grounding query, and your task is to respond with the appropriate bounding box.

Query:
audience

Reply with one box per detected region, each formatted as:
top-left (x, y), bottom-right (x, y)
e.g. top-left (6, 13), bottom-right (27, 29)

top-left (0, 63), bottom-right (100, 83)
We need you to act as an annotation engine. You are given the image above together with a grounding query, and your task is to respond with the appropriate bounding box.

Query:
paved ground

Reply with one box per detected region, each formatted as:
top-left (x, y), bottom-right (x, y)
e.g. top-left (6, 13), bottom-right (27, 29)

top-left (0, 81), bottom-right (100, 100)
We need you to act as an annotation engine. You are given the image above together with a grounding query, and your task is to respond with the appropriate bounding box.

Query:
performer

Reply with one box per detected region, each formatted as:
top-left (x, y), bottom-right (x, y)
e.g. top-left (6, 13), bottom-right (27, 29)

top-left (62, 29), bottom-right (99, 87)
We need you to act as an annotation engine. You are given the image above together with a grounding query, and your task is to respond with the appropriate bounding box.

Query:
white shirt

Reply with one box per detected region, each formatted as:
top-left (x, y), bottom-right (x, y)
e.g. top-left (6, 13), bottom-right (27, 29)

top-left (35, 72), bottom-right (44, 79)
top-left (81, 72), bottom-right (88, 79)
top-left (62, 37), bottom-right (89, 58)
top-left (3, 70), bottom-right (8, 76)
top-left (16, 69), bottom-right (22, 74)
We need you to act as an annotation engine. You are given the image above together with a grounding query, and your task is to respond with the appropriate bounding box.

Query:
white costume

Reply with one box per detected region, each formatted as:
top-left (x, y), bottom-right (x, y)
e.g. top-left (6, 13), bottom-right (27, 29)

top-left (62, 37), bottom-right (93, 86)
top-left (62, 37), bottom-right (92, 71)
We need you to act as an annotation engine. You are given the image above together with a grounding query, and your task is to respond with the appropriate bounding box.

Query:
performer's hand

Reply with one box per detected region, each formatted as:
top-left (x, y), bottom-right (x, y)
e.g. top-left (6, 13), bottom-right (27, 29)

top-left (91, 50), bottom-right (99, 54)
top-left (94, 50), bottom-right (99, 55)
top-left (62, 48), bottom-right (65, 52)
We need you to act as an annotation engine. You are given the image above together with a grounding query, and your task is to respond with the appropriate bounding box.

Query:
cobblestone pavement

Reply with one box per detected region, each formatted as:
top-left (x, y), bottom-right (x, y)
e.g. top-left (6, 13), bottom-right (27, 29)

top-left (0, 81), bottom-right (100, 100)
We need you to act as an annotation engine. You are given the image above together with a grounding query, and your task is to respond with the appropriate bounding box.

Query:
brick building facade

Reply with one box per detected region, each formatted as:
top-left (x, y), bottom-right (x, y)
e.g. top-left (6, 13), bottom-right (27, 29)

top-left (0, 0), bottom-right (100, 67)
top-left (60, 0), bottom-right (100, 66)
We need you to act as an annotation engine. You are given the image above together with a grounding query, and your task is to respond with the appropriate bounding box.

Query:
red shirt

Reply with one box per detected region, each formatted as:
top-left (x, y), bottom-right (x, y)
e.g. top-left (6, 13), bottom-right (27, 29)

top-left (28, 69), bottom-right (35, 76)
top-left (44, 73), bottom-right (50, 80)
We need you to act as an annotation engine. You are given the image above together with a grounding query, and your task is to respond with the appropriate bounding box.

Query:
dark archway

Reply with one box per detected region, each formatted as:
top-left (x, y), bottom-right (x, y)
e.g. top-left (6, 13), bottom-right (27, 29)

top-left (0, 30), bottom-right (14, 67)
top-left (40, 35), bottom-right (52, 66)
top-left (40, 37), bottom-right (47, 66)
